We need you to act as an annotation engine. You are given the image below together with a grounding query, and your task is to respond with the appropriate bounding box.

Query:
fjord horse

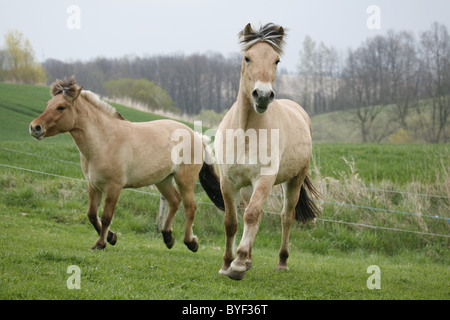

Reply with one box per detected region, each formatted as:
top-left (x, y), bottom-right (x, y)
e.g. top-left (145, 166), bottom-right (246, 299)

top-left (201, 23), bottom-right (321, 280)
top-left (30, 77), bottom-right (210, 252)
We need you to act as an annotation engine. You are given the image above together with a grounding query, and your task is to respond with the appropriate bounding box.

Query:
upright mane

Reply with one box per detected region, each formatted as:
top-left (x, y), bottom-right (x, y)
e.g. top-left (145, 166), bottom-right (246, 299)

top-left (80, 90), bottom-right (126, 120)
top-left (50, 76), bottom-right (81, 101)
top-left (238, 23), bottom-right (287, 55)
top-left (50, 76), bottom-right (125, 120)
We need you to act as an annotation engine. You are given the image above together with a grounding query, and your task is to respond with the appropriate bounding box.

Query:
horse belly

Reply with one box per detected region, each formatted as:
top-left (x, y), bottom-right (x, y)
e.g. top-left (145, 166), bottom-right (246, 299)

top-left (274, 143), bottom-right (312, 185)
top-left (124, 159), bottom-right (175, 188)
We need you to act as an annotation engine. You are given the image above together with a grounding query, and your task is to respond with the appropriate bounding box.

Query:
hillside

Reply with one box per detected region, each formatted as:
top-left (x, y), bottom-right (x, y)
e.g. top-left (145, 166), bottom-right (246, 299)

top-left (310, 103), bottom-right (450, 144)
top-left (0, 82), bottom-right (191, 142)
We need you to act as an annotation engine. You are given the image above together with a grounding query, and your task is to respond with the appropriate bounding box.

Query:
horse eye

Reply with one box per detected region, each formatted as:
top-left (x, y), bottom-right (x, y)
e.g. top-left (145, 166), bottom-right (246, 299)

top-left (244, 56), bottom-right (250, 63)
top-left (275, 59), bottom-right (281, 65)
top-left (57, 106), bottom-right (65, 111)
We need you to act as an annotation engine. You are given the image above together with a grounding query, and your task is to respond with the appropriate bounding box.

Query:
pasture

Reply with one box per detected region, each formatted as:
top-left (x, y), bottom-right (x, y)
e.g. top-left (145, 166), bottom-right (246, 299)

top-left (0, 82), bottom-right (449, 300)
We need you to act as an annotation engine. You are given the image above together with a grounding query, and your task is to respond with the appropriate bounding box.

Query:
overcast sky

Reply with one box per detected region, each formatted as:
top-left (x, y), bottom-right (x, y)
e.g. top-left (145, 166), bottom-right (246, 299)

top-left (1, 0), bottom-right (449, 72)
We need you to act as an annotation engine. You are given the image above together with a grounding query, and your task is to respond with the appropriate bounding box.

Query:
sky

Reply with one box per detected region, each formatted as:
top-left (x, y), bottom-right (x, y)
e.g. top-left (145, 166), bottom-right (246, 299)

top-left (1, 0), bottom-right (449, 72)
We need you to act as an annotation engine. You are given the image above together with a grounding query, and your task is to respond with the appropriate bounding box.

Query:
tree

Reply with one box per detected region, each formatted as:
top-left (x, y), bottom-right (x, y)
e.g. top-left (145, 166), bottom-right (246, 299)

top-left (1, 30), bottom-right (47, 84)
top-left (298, 36), bottom-right (316, 113)
top-left (418, 22), bottom-right (450, 143)
top-left (342, 35), bottom-right (398, 142)
top-left (298, 36), bottom-right (342, 114)
top-left (387, 31), bottom-right (419, 130)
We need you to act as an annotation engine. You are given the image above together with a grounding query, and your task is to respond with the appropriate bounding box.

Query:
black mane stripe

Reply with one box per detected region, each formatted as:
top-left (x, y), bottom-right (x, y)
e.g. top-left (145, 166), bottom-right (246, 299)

top-left (238, 23), bottom-right (286, 55)
top-left (50, 76), bottom-right (80, 100)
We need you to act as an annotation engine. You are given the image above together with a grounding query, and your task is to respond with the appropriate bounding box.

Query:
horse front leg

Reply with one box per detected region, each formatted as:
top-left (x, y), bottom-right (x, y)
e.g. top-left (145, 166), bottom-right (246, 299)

top-left (91, 186), bottom-right (121, 250)
top-left (227, 175), bottom-right (275, 280)
top-left (87, 184), bottom-right (103, 236)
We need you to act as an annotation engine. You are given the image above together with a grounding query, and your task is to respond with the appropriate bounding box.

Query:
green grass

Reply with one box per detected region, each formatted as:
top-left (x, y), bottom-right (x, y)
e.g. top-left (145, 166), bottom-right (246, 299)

top-left (313, 143), bottom-right (449, 186)
top-left (1, 206), bottom-right (448, 300)
top-left (0, 82), bottom-right (449, 300)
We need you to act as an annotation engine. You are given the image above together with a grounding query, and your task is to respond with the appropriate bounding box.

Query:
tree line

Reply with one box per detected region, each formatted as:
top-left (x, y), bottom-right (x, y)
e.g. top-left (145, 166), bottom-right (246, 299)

top-left (43, 52), bottom-right (243, 115)
top-left (1, 22), bottom-right (449, 142)
top-left (298, 22), bottom-right (450, 143)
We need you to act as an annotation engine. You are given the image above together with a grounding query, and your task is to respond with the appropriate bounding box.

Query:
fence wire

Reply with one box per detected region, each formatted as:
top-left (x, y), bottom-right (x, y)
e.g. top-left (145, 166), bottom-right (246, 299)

top-left (0, 145), bottom-right (449, 238)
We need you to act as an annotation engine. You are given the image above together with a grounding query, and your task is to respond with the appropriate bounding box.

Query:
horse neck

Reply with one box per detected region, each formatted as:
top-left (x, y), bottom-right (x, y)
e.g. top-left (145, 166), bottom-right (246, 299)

top-left (69, 98), bottom-right (116, 161)
top-left (235, 79), bottom-right (267, 129)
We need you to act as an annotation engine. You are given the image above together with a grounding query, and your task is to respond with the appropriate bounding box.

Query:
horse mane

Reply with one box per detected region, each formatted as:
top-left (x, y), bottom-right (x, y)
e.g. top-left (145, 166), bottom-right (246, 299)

top-left (238, 23), bottom-right (287, 55)
top-left (80, 90), bottom-right (126, 120)
top-left (50, 76), bottom-right (125, 121)
top-left (50, 76), bottom-right (80, 101)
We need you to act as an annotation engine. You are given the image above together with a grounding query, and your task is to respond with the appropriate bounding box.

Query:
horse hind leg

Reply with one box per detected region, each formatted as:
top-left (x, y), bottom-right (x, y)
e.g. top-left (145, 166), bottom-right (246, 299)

top-left (156, 177), bottom-right (181, 249)
top-left (174, 166), bottom-right (201, 253)
top-left (277, 179), bottom-right (300, 271)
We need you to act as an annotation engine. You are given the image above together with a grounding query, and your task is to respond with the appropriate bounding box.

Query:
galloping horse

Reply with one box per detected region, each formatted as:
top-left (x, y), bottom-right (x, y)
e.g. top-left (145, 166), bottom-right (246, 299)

top-left (201, 23), bottom-right (321, 280)
top-left (30, 77), bottom-right (210, 251)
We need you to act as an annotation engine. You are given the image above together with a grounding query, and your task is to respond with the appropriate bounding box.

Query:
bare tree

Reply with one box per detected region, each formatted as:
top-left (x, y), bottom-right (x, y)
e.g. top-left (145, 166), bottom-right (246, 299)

top-left (342, 36), bottom-right (390, 142)
top-left (419, 22), bottom-right (450, 143)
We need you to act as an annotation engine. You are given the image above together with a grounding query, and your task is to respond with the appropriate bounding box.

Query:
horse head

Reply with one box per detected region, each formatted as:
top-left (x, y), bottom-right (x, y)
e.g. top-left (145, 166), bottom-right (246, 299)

top-left (30, 76), bottom-right (83, 140)
top-left (239, 23), bottom-right (286, 114)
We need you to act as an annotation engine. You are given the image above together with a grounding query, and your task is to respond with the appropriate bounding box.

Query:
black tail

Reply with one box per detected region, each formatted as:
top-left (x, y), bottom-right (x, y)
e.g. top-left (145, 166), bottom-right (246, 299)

top-left (295, 175), bottom-right (322, 222)
top-left (199, 162), bottom-right (225, 211)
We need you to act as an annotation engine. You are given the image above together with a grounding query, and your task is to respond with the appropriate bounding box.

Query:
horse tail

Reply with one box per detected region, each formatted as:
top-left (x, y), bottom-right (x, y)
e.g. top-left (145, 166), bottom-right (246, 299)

top-left (197, 134), bottom-right (225, 211)
top-left (199, 162), bottom-right (225, 211)
top-left (295, 175), bottom-right (321, 222)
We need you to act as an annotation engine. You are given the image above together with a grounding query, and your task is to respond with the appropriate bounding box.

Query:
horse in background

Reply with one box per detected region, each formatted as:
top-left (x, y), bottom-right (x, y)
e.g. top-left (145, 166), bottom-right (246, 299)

top-left (30, 76), bottom-right (213, 252)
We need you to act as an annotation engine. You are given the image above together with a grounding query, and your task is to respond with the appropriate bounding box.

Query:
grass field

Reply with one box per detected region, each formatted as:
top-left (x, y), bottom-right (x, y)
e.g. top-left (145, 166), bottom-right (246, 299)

top-left (0, 82), bottom-right (449, 300)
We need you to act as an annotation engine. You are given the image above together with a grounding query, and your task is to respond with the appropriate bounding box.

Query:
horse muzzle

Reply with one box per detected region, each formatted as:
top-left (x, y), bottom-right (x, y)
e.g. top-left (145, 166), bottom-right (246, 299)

top-left (29, 123), bottom-right (46, 140)
top-left (252, 81), bottom-right (275, 114)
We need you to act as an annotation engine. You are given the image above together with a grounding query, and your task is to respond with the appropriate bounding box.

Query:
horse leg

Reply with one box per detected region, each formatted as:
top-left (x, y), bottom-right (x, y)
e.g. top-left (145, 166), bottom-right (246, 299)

top-left (91, 186), bottom-right (121, 250)
top-left (174, 168), bottom-right (200, 252)
top-left (219, 180), bottom-right (239, 276)
top-left (277, 177), bottom-right (302, 271)
top-left (227, 175), bottom-right (276, 280)
top-left (87, 184), bottom-right (103, 236)
top-left (155, 177), bottom-right (181, 249)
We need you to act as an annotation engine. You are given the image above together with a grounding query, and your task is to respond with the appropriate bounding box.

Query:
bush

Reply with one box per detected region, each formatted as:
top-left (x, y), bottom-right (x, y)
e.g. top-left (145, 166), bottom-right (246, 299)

top-left (104, 78), bottom-right (179, 113)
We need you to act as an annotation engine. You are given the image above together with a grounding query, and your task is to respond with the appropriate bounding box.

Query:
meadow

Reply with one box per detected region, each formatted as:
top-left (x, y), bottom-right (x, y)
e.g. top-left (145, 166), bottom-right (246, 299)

top-left (0, 82), bottom-right (449, 300)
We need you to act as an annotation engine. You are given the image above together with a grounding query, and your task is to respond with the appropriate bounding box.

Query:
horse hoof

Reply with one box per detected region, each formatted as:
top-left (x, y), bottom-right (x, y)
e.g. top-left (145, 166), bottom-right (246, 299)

top-left (107, 232), bottom-right (117, 246)
top-left (162, 230), bottom-right (175, 249)
top-left (227, 268), bottom-right (246, 281)
top-left (226, 262), bottom-right (247, 281)
top-left (91, 242), bottom-right (106, 250)
top-left (276, 264), bottom-right (289, 271)
top-left (184, 239), bottom-right (199, 253)
top-left (219, 267), bottom-right (229, 276)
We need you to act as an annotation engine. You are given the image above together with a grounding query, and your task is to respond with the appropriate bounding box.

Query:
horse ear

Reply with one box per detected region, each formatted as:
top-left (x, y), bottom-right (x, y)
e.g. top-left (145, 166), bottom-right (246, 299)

top-left (278, 26), bottom-right (285, 36)
top-left (73, 85), bottom-right (83, 101)
top-left (243, 23), bottom-right (255, 36)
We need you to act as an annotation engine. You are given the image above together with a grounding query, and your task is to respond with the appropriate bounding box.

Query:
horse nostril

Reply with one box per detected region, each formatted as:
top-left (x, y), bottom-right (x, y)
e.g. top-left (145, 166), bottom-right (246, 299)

top-left (252, 89), bottom-right (259, 100)
top-left (269, 90), bottom-right (275, 102)
top-left (35, 125), bottom-right (41, 132)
